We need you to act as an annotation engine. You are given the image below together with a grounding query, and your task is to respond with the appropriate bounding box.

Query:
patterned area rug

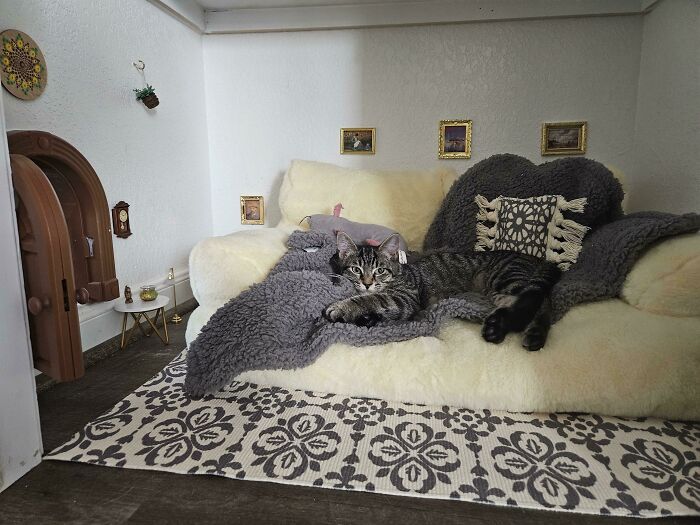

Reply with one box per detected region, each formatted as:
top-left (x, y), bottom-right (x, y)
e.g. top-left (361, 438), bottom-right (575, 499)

top-left (46, 351), bottom-right (700, 518)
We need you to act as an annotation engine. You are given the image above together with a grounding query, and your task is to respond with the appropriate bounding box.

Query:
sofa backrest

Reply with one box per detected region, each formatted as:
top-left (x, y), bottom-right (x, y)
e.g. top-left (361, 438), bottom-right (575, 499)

top-left (278, 160), bottom-right (457, 250)
top-left (277, 159), bottom-right (626, 251)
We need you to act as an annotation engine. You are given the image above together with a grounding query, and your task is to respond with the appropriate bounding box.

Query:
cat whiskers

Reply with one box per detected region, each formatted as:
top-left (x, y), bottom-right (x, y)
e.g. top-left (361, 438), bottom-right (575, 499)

top-left (326, 272), bottom-right (351, 284)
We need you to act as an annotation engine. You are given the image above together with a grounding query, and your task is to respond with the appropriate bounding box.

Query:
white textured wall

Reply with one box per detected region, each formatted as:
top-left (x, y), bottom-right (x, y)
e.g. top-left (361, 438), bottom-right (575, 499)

top-left (632, 0), bottom-right (700, 213)
top-left (203, 16), bottom-right (642, 235)
top-left (2, 0), bottom-right (212, 348)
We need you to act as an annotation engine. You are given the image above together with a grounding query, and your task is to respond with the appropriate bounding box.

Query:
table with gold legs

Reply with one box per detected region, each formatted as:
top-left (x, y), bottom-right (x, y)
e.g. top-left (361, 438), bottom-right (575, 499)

top-left (114, 295), bottom-right (170, 350)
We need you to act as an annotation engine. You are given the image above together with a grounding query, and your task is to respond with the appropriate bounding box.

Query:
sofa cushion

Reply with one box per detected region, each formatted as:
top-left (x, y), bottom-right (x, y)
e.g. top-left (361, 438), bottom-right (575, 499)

top-left (278, 160), bottom-right (456, 250)
top-left (186, 299), bottom-right (700, 421)
top-left (189, 228), bottom-right (289, 307)
top-left (622, 233), bottom-right (700, 317)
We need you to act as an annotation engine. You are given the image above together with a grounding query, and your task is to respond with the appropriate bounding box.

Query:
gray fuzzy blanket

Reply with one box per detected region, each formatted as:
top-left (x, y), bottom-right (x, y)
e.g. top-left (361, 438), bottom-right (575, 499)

top-left (185, 231), bottom-right (492, 397)
top-left (186, 155), bottom-right (700, 397)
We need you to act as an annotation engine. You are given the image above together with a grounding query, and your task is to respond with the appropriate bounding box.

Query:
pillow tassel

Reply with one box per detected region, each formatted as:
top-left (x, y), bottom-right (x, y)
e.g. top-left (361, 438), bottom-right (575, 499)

top-left (546, 241), bottom-right (583, 270)
top-left (548, 207), bottom-right (589, 269)
top-left (474, 195), bottom-right (500, 251)
top-left (474, 194), bottom-right (500, 212)
top-left (557, 196), bottom-right (587, 213)
top-left (549, 219), bottom-right (588, 244)
top-left (545, 248), bottom-right (574, 271)
top-left (475, 222), bottom-right (496, 251)
top-left (552, 209), bottom-right (589, 236)
top-left (559, 241), bottom-right (584, 260)
top-left (476, 208), bottom-right (499, 222)
top-left (558, 228), bottom-right (587, 244)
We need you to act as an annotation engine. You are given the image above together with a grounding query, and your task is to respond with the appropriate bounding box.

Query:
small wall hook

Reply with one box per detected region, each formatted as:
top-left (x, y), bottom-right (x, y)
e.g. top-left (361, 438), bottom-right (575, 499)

top-left (132, 60), bottom-right (145, 72)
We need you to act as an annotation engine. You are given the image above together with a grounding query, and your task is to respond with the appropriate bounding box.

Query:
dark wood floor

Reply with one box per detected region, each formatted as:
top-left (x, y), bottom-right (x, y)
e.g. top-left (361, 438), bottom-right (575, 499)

top-left (0, 311), bottom-right (694, 524)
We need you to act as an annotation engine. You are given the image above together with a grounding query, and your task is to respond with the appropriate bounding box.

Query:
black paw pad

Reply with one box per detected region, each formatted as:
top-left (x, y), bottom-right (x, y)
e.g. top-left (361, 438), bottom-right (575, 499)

top-left (521, 328), bottom-right (546, 351)
top-left (482, 313), bottom-right (507, 344)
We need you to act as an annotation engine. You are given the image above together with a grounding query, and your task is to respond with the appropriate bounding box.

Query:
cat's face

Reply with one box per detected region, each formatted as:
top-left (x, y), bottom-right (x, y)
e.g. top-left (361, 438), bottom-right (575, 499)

top-left (336, 232), bottom-right (401, 293)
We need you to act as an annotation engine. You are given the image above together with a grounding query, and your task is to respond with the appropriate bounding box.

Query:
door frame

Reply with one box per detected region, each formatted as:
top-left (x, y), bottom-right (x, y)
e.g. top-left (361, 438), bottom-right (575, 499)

top-left (0, 96), bottom-right (43, 492)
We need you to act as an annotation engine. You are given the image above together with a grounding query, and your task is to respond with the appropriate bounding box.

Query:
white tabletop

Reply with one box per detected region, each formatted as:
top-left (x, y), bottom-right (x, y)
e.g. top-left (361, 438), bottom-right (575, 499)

top-left (114, 295), bottom-right (169, 313)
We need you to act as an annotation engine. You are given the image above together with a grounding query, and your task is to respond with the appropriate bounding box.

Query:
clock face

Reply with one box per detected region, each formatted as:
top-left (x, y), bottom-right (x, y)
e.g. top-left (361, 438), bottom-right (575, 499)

top-left (119, 209), bottom-right (128, 222)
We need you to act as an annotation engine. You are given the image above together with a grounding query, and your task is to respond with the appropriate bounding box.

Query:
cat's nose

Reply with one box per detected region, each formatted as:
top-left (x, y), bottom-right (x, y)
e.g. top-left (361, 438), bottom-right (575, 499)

top-left (363, 283), bottom-right (372, 289)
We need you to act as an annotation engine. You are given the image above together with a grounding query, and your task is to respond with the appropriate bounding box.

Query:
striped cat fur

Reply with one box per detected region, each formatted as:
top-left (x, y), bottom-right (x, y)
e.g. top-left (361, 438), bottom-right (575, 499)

top-left (323, 232), bottom-right (561, 350)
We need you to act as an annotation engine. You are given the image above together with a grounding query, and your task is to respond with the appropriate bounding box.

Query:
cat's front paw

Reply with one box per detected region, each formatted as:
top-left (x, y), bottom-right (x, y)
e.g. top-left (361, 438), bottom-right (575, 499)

top-left (355, 313), bottom-right (381, 327)
top-left (323, 303), bottom-right (347, 323)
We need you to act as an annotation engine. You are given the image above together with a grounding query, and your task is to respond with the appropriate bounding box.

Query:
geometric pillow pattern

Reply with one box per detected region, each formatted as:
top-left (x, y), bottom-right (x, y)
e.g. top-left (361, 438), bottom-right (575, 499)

top-left (494, 195), bottom-right (558, 258)
top-left (474, 194), bottom-right (589, 271)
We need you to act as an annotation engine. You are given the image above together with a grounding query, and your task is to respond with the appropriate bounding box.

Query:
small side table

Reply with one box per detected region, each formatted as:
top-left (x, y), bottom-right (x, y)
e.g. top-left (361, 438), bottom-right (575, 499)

top-left (114, 296), bottom-right (170, 349)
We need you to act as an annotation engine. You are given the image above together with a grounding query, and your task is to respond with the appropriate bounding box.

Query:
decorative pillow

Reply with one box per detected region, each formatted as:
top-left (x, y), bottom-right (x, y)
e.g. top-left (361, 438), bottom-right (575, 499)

top-left (474, 194), bottom-right (589, 270)
top-left (306, 214), bottom-right (408, 252)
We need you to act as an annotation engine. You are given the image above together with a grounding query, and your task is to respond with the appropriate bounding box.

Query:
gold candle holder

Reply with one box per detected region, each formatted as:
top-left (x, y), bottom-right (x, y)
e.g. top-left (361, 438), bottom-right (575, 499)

top-left (167, 267), bottom-right (182, 324)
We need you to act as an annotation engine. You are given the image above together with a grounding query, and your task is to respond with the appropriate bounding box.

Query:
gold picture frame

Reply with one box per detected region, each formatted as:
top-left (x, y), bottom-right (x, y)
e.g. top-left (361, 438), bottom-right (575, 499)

top-left (439, 120), bottom-right (472, 159)
top-left (240, 196), bottom-right (264, 225)
top-left (340, 128), bottom-right (376, 154)
top-left (541, 121), bottom-right (587, 155)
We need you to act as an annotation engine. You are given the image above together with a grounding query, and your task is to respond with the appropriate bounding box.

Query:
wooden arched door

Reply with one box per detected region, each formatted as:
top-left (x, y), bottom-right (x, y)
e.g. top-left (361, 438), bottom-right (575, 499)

top-left (12, 154), bottom-right (84, 380)
top-left (9, 131), bottom-right (119, 303)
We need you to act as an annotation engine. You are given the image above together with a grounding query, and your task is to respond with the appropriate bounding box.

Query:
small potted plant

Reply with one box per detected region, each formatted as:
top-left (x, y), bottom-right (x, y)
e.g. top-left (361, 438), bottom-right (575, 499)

top-left (133, 84), bottom-right (159, 109)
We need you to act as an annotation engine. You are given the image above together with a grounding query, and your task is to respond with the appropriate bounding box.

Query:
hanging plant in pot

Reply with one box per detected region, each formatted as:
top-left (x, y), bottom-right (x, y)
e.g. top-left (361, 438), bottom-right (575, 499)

top-left (134, 84), bottom-right (159, 109)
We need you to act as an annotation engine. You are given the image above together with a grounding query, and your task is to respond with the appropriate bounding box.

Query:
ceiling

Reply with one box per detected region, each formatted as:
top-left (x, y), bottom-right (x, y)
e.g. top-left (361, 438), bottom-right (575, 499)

top-left (195, 0), bottom-right (413, 10)
top-left (166, 0), bottom-right (654, 33)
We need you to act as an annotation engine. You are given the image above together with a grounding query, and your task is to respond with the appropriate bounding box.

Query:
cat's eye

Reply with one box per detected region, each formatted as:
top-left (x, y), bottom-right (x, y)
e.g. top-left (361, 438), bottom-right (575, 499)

top-left (349, 267), bottom-right (361, 274)
top-left (375, 268), bottom-right (387, 275)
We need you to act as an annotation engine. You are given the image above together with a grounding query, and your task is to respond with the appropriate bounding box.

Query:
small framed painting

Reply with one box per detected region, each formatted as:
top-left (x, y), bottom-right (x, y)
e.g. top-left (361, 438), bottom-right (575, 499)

top-left (541, 121), bottom-right (587, 155)
top-left (340, 128), bottom-right (375, 154)
top-left (240, 196), bottom-right (264, 225)
top-left (439, 120), bottom-right (472, 159)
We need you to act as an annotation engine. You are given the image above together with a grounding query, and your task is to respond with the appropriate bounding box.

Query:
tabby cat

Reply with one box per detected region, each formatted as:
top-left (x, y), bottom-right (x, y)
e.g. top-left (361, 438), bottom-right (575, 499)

top-left (323, 232), bottom-right (561, 351)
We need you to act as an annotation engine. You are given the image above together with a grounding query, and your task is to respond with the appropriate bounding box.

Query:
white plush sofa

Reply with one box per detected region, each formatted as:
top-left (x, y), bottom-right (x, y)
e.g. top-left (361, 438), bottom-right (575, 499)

top-left (187, 160), bottom-right (700, 421)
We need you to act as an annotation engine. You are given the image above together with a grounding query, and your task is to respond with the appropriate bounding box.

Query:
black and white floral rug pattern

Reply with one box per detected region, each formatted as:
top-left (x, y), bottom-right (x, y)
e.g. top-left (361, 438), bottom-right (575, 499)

top-left (47, 351), bottom-right (700, 518)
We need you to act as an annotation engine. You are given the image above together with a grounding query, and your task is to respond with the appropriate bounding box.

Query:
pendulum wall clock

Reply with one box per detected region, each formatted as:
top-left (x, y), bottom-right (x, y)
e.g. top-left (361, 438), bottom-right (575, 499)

top-left (112, 201), bottom-right (132, 238)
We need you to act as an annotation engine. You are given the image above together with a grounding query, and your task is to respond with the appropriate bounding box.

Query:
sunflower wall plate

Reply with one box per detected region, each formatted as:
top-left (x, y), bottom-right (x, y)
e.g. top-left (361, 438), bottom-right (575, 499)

top-left (1, 29), bottom-right (47, 100)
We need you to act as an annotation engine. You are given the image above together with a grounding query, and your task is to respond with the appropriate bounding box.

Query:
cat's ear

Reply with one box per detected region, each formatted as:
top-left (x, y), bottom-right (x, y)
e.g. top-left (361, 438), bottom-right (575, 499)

top-left (378, 233), bottom-right (401, 260)
top-left (336, 231), bottom-right (358, 259)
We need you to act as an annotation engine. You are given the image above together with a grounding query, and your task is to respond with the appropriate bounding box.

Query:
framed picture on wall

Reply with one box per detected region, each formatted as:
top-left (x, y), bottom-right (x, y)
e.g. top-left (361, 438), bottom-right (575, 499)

top-left (240, 196), bottom-right (264, 225)
top-left (340, 128), bottom-right (375, 154)
top-left (438, 120), bottom-right (472, 159)
top-left (541, 121), bottom-right (587, 155)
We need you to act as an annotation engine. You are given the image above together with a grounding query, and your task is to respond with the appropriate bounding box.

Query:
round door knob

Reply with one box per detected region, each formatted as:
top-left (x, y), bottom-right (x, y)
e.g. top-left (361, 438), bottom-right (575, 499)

top-left (76, 288), bottom-right (89, 304)
top-left (27, 296), bottom-right (50, 315)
